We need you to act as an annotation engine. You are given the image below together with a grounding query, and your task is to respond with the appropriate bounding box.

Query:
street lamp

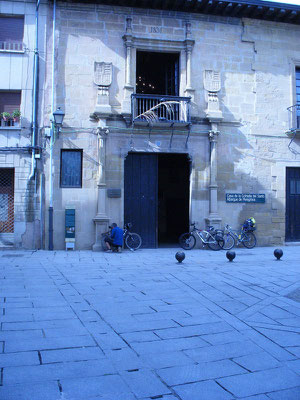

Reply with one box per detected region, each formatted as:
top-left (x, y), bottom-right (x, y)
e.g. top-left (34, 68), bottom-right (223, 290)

top-left (49, 107), bottom-right (64, 250)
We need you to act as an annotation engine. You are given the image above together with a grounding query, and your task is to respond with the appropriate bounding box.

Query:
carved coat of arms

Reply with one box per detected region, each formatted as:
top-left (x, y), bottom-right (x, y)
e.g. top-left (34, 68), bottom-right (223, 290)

top-left (203, 70), bottom-right (221, 93)
top-left (94, 62), bottom-right (112, 87)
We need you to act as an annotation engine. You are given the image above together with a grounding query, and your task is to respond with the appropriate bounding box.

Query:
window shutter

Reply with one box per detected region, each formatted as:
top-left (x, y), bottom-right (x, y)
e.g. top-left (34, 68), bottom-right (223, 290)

top-left (0, 17), bottom-right (24, 50)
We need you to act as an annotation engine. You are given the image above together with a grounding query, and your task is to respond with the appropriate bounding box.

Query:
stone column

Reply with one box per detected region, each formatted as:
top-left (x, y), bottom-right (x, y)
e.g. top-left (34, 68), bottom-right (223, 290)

top-left (184, 22), bottom-right (195, 108)
top-left (92, 124), bottom-right (110, 251)
top-left (205, 125), bottom-right (222, 228)
top-left (122, 17), bottom-right (134, 116)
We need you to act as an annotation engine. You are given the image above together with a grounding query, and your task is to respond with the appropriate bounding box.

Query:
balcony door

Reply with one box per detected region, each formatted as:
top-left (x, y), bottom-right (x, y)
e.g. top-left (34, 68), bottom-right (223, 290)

top-left (136, 51), bottom-right (179, 96)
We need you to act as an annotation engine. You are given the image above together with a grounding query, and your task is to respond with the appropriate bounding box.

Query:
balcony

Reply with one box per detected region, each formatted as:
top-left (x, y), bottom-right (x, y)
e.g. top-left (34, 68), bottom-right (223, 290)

top-left (131, 94), bottom-right (191, 127)
top-left (0, 41), bottom-right (24, 52)
top-left (287, 104), bottom-right (300, 132)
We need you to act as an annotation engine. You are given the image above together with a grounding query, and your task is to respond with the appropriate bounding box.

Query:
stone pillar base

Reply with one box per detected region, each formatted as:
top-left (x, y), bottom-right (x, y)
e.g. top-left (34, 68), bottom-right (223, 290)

top-left (205, 214), bottom-right (222, 229)
top-left (92, 215), bottom-right (110, 252)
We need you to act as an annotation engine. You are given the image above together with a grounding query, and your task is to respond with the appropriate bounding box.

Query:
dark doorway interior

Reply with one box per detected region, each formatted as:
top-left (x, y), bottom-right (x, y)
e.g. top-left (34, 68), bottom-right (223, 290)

top-left (136, 51), bottom-right (179, 96)
top-left (124, 153), bottom-right (190, 248)
top-left (286, 167), bottom-right (300, 241)
top-left (158, 154), bottom-right (190, 246)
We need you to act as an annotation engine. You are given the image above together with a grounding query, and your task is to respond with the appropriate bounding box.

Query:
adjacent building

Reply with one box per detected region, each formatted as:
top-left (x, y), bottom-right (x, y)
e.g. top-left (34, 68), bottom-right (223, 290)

top-left (1, 0), bottom-right (300, 249)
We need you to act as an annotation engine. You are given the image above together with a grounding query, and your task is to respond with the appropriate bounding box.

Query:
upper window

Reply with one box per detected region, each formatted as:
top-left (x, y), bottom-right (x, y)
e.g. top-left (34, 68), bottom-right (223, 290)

top-left (136, 51), bottom-right (179, 96)
top-left (0, 16), bottom-right (24, 51)
top-left (0, 91), bottom-right (21, 127)
top-left (60, 150), bottom-right (83, 188)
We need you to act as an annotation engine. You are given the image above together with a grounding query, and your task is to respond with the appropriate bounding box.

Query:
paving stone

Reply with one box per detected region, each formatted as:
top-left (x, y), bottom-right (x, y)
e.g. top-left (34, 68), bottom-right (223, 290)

top-left (104, 347), bottom-right (146, 371)
top-left (43, 325), bottom-right (89, 337)
top-left (217, 367), bottom-right (300, 397)
top-left (112, 319), bottom-right (179, 333)
top-left (254, 327), bottom-right (300, 347)
top-left (184, 340), bottom-right (262, 363)
top-left (233, 352), bottom-right (282, 371)
top-left (154, 321), bottom-right (233, 339)
top-left (0, 330), bottom-right (44, 340)
top-left (4, 334), bottom-right (96, 352)
top-left (242, 329), bottom-right (296, 361)
top-left (40, 346), bottom-right (105, 363)
top-left (121, 330), bottom-right (160, 343)
top-left (0, 352), bottom-right (40, 367)
top-left (173, 380), bottom-right (233, 400)
top-left (120, 369), bottom-right (171, 398)
top-left (284, 359), bottom-right (300, 375)
top-left (266, 387), bottom-right (300, 399)
top-left (0, 381), bottom-right (61, 400)
top-left (131, 336), bottom-right (208, 355)
top-left (60, 375), bottom-right (133, 399)
top-left (3, 359), bottom-right (116, 384)
top-left (202, 329), bottom-right (245, 345)
top-left (157, 359), bottom-right (246, 386)
top-left (140, 350), bottom-right (194, 369)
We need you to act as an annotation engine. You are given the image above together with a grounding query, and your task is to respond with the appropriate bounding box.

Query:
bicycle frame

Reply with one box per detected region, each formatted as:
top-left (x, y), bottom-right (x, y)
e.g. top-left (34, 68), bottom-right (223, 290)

top-left (224, 225), bottom-right (249, 244)
top-left (191, 225), bottom-right (219, 245)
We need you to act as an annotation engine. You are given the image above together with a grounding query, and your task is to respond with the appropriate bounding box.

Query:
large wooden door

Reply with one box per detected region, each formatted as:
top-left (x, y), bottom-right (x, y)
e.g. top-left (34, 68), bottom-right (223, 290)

top-left (124, 153), bottom-right (158, 248)
top-left (286, 167), bottom-right (300, 241)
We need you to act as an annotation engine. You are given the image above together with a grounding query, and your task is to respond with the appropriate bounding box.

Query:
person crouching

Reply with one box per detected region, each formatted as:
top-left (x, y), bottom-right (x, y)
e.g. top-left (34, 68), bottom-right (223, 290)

top-left (104, 223), bottom-right (123, 253)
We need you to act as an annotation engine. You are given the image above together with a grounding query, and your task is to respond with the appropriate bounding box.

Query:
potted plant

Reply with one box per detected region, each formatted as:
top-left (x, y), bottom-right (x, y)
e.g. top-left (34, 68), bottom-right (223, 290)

top-left (1, 112), bottom-right (10, 121)
top-left (12, 109), bottom-right (21, 126)
top-left (12, 109), bottom-right (21, 121)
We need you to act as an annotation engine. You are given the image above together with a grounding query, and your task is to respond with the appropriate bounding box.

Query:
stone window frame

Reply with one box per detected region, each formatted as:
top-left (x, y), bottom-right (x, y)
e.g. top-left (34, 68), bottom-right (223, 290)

top-left (122, 18), bottom-right (194, 115)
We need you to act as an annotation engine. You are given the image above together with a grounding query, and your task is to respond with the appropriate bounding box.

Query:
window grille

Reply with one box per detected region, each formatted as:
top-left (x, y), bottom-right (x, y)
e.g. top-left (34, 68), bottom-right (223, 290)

top-left (60, 150), bottom-right (83, 188)
top-left (0, 169), bottom-right (14, 233)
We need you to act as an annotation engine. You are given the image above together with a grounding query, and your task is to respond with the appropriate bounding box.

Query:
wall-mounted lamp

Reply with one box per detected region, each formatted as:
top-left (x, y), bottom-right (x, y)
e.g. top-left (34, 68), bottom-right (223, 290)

top-left (52, 107), bottom-right (65, 134)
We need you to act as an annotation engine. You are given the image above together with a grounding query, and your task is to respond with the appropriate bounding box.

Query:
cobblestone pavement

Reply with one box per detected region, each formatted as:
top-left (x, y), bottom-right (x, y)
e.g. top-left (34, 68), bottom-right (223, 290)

top-left (0, 246), bottom-right (299, 400)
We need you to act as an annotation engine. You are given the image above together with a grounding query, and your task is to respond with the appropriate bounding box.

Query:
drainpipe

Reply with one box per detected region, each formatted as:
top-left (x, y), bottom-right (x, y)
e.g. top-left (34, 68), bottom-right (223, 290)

top-left (49, 0), bottom-right (56, 250)
top-left (28, 0), bottom-right (41, 180)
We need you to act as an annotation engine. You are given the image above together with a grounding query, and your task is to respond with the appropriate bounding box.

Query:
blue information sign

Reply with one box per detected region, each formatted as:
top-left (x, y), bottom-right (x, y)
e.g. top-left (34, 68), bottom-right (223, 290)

top-left (226, 193), bottom-right (265, 203)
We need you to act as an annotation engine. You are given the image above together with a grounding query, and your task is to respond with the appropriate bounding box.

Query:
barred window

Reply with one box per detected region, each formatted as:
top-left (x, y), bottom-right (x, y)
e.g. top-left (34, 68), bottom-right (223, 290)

top-left (60, 150), bottom-right (83, 188)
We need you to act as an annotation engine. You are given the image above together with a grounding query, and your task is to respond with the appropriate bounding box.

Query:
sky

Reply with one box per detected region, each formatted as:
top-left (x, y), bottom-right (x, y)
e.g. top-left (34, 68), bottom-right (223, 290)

top-left (262, 0), bottom-right (300, 4)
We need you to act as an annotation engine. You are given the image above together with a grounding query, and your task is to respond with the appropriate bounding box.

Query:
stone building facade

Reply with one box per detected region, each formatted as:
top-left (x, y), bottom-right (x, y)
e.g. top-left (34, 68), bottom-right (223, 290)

top-left (0, 0), bottom-right (47, 249)
top-left (1, 0), bottom-right (300, 249)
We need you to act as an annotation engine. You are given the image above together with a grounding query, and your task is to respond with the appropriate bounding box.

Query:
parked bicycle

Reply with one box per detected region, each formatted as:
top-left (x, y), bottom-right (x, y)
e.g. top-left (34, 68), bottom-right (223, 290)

top-left (123, 222), bottom-right (142, 251)
top-left (179, 222), bottom-right (224, 251)
top-left (102, 222), bottom-right (142, 251)
top-left (221, 218), bottom-right (257, 250)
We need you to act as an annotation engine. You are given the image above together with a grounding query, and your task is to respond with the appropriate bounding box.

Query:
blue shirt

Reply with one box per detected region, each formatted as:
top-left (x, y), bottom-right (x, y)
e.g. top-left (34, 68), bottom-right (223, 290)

top-left (111, 226), bottom-right (123, 246)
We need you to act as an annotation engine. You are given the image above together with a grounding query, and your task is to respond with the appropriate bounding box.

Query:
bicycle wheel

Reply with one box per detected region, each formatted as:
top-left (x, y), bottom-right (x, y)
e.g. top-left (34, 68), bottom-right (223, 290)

top-left (207, 233), bottom-right (224, 251)
top-left (125, 233), bottom-right (142, 250)
top-left (242, 232), bottom-right (256, 249)
top-left (179, 233), bottom-right (196, 250)
top-left (221, 232), bottom-right (235, 250)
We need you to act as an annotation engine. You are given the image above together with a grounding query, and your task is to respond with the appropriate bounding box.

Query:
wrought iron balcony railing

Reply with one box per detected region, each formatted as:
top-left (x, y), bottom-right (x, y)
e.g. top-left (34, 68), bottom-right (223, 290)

top-left (287, 104), bottom-right (300, 131)
top-left (131, 94), bottom-right (191, 126)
